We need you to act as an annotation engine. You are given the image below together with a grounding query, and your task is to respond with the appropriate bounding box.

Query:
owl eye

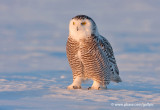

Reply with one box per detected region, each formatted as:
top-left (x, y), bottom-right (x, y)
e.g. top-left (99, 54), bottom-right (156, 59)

top-left (73, 22), bottom-right (75, 25)
top-left (81, 22), bottom-right (86, 25)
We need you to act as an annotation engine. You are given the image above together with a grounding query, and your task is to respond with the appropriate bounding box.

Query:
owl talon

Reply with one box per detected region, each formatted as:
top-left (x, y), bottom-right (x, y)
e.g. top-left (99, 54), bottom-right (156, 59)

top-left (88, 87), bottom-right (100, 90)
top-left (67, 85), bottom-right (81, 90)
top-left (73, 86), bottom-right (81, 89)
top-left (88, 87), bottom-right (91, 90)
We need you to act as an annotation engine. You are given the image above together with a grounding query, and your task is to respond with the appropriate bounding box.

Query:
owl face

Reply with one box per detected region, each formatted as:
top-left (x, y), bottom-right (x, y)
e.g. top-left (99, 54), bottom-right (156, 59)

top-left (69, 15), bottom-right (99, 41)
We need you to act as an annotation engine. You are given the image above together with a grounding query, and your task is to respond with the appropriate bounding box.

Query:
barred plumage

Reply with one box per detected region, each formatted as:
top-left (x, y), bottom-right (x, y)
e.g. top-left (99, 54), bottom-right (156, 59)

top-left (66, 15), bottom-right (122, 90)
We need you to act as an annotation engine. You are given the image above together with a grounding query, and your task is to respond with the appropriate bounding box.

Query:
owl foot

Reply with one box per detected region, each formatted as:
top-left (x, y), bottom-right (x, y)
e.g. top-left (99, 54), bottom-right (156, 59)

top-left (67, 77), bottom-right (83, 90)
top-left (88, 80), bottom-right (107, 90)
top-left (67, 85), bottom-right (81, 90)
top-left (88, 80), bottom-right (101, 90)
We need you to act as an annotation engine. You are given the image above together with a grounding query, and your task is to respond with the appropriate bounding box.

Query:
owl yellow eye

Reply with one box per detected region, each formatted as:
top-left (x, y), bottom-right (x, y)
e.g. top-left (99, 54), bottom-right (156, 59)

top-left (73, 22), bottom-right (75, 25)
top-left (81, 22), bottom-right (86, 25)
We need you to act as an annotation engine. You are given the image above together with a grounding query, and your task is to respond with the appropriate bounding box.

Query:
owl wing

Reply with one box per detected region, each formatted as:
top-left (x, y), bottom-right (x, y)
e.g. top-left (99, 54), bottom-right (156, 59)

top-left (98, 35), bottom-right (122, 82)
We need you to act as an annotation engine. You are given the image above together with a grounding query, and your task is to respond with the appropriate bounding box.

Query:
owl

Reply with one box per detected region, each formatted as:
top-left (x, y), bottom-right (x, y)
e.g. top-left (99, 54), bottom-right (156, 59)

top-left (66, 15), bottom-right (122, 90)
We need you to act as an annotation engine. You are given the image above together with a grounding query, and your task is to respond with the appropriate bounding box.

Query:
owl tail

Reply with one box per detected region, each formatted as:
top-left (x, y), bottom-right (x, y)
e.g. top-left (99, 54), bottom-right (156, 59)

top-left (111, 73), bottom-right (122, 83)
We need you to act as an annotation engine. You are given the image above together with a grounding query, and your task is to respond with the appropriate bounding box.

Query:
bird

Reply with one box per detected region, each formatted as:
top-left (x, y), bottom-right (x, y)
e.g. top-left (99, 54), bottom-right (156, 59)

top-left (66, 15), bottom-right (122, 90)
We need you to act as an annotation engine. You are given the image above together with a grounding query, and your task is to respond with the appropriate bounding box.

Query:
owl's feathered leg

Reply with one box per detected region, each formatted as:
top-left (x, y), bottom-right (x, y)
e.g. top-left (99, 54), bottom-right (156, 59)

top-left (88, 80), bottom-right (106, 90)
top-left (67, 77), bottom-right (82, 90)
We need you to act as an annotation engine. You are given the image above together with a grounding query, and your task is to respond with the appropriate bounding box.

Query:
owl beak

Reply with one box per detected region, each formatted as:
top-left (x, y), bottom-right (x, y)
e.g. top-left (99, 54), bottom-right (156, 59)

top-left (77, 27), bottom-right (79, 31)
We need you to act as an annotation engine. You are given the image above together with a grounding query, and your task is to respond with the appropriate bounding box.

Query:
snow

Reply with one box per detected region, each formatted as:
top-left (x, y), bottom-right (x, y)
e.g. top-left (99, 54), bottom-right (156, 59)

top-left (0, 0), bottom-right (160, 110)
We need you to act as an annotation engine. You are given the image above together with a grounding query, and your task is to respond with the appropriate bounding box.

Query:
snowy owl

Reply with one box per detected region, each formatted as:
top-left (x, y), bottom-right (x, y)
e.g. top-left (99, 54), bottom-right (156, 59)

top-left (66, 15), bottom-right (122, 90)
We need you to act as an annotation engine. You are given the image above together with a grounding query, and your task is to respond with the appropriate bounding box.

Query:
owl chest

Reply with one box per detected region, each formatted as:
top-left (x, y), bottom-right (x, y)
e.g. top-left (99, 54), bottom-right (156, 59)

top-left (67, 38), bottom-right (96, 61)
top-left (75, 42), bottom-right (95, 62)
top-left (74, 43), bottom-right (83, 61)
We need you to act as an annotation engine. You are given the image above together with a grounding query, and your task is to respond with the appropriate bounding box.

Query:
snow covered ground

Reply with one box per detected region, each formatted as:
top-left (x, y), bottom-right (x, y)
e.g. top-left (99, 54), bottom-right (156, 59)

top-left (0, 0), bottom-right (160, 110)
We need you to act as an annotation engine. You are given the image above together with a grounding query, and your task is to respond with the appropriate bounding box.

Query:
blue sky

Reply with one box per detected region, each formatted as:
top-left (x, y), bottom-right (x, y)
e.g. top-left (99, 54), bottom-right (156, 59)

top-left (0, 0), bottom-right (160, 73)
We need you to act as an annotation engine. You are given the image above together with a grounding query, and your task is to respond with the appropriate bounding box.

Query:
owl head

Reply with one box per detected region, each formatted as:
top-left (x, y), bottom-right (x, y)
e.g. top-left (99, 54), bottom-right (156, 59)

top-left (69, 15), bottom-right (99, 41)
